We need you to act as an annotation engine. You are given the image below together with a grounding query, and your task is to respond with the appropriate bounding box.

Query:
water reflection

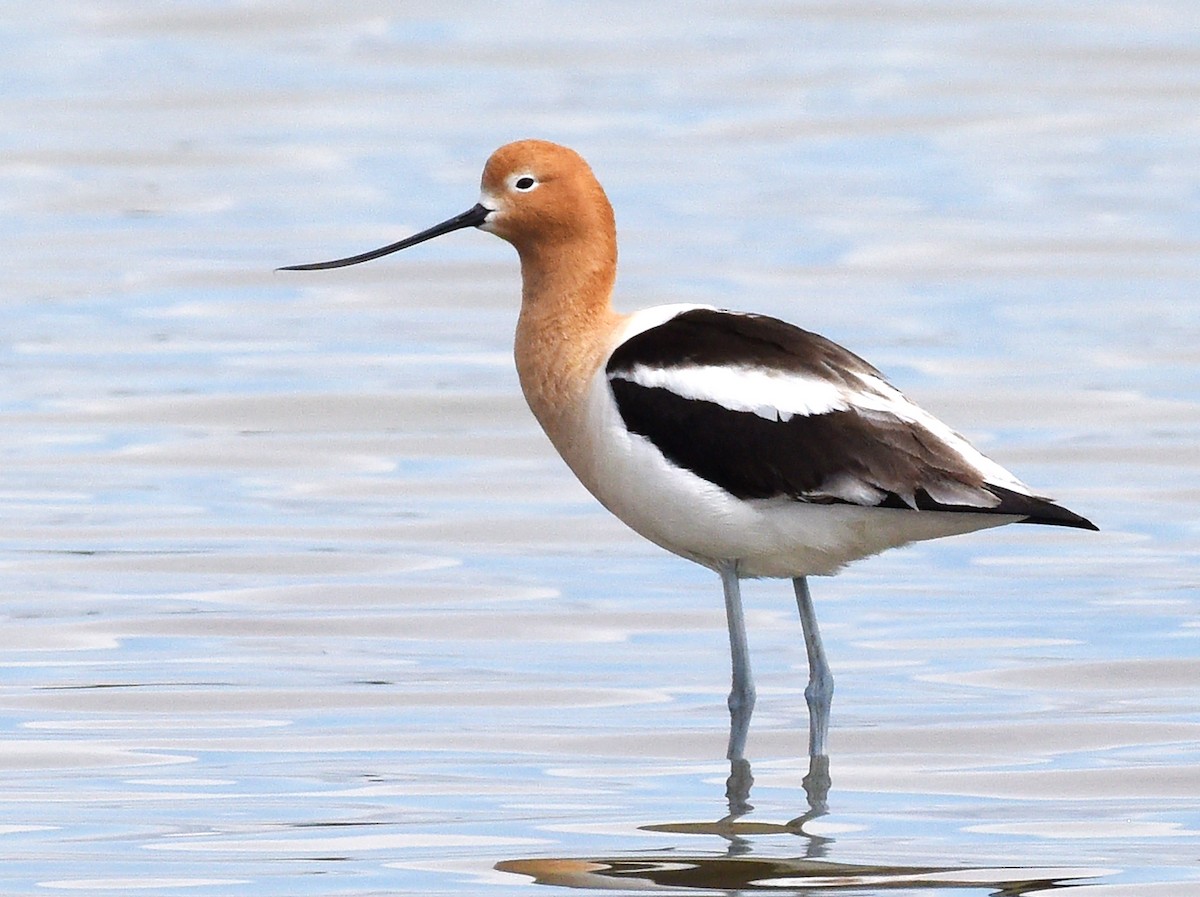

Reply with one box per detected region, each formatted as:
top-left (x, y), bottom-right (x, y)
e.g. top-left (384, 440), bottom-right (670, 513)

top-left (497, 751), bottom-right (1110, 892)
top-left (642, 754), bottom-right (831, 859)
top-left (495, 854), bottom-right (1107, 893)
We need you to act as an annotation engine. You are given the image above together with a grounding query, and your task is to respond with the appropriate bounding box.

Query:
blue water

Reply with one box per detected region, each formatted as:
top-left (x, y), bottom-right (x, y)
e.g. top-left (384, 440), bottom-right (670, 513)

top-left (1, 1), bottom-right (1198, 894)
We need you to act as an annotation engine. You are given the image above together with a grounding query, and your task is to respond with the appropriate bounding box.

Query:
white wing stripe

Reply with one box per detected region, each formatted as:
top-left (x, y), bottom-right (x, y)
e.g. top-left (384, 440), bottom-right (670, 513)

top-left (609, 362), bottom-right (1032, 497)
top-left (611, 364), bottom-right (849, 421)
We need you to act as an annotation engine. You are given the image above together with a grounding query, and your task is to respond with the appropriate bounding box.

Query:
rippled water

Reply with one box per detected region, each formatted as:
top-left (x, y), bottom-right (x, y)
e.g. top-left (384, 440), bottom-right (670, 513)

top-left (2, 1), bottom-right (1199, 894)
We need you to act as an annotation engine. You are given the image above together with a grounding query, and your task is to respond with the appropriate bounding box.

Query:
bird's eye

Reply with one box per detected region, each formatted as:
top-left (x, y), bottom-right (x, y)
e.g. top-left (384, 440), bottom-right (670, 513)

top-left (513, 176), bottom-right (537, 191)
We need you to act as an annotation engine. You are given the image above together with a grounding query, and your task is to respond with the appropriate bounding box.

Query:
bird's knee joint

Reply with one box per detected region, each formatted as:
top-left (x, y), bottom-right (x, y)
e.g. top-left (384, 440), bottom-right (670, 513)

top-left (728, 685), bottom-right (757, 715)
top-left (805, 674), bottom-right (834, 706)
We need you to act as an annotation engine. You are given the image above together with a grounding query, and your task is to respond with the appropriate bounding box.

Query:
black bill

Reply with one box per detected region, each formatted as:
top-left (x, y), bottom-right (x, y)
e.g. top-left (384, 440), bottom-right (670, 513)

top-left (279, 203), bottom-right (491, 271)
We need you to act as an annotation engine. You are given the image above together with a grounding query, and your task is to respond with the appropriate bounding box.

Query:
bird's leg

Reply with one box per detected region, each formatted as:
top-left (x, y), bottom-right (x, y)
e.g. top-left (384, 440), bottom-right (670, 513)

top-left (793, 576), bottom-right (833, 757)
top-left (718, 561), bottom-right (755, 760)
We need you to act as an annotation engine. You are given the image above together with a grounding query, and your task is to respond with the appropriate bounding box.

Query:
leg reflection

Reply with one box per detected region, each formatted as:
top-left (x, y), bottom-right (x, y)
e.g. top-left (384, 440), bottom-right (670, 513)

top-left (724, 755), bottom-right (754, 822)
top-left (787, 752), bottom-right (831, 850)
top-left (641, 751), bottom-right (833, 858)
top-left (718, 756), bottom-right (755, 855)
top-left (718, 709), bottom-right (834, 856)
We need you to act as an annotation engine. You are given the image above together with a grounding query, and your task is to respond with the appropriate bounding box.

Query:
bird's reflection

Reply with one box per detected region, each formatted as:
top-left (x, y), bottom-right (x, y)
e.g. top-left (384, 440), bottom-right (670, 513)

top-left (495, 853), bottom-right (1104, 893)
top-left (641, 751), bottom-right (831, 858)
top-left (646, 682), bottom-right (834, 853)
top-left (495, 734), bottom-right (1109, 894)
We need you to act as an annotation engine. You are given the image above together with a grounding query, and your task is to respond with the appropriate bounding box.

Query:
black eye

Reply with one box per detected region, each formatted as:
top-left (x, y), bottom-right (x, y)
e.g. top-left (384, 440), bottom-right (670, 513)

top-left (514, 176), bottom-right (536, 191)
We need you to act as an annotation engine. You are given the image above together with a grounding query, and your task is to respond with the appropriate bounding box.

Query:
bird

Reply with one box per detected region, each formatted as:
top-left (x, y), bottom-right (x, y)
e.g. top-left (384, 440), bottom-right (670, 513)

top-left (281, 139), bottom-right (1097, 761)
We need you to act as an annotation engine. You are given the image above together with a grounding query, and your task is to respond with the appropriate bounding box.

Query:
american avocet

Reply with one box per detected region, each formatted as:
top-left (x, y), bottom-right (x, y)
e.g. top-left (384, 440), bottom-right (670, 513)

top-left (282, 139), bottom-right (1097, 760)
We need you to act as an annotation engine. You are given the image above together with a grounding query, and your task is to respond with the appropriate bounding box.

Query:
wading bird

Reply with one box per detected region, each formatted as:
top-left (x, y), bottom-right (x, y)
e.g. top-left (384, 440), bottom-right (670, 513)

top-left (282, 139), bottom-right (1096, 760)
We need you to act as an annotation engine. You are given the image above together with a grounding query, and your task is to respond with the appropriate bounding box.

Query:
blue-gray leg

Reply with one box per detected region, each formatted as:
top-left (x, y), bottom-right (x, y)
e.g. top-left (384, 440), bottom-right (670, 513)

top-left (718, 561), bottom-right (755, 760)
top-left (793, 576), bottom-right (833, 757)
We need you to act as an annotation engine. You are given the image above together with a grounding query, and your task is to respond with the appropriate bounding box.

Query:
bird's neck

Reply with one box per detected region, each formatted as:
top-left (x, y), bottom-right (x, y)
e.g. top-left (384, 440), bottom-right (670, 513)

top-left (512, 234), bottom-right (625, 443)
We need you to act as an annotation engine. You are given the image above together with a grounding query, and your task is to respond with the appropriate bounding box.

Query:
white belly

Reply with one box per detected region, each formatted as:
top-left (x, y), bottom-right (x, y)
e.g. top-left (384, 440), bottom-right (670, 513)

top-left (558, 370), bottom-right (1016, 579)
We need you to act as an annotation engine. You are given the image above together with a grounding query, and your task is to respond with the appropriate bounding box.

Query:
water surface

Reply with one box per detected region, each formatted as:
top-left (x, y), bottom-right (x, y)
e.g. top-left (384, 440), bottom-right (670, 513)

top-left (2, 1), bottom-right (1198, 894)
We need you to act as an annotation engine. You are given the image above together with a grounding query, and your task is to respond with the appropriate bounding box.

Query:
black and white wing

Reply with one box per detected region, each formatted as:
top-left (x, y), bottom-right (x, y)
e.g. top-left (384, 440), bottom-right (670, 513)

top-left (606, 307), bottom-right (1096, 530)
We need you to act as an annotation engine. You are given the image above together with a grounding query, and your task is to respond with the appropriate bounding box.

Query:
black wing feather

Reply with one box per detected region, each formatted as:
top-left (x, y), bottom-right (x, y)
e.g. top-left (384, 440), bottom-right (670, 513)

top-left (607, 309), bottom-right (1097, 531)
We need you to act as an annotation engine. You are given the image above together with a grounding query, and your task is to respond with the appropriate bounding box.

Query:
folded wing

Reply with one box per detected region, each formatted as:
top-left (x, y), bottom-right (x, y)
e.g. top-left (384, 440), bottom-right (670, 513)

top-left (606, 308), bottom-right (1096, 530)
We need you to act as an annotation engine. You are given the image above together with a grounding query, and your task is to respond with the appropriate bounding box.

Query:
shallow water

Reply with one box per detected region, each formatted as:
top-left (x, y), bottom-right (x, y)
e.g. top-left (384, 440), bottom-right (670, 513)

top-left (2, 1), bottom-right (1199, 894)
